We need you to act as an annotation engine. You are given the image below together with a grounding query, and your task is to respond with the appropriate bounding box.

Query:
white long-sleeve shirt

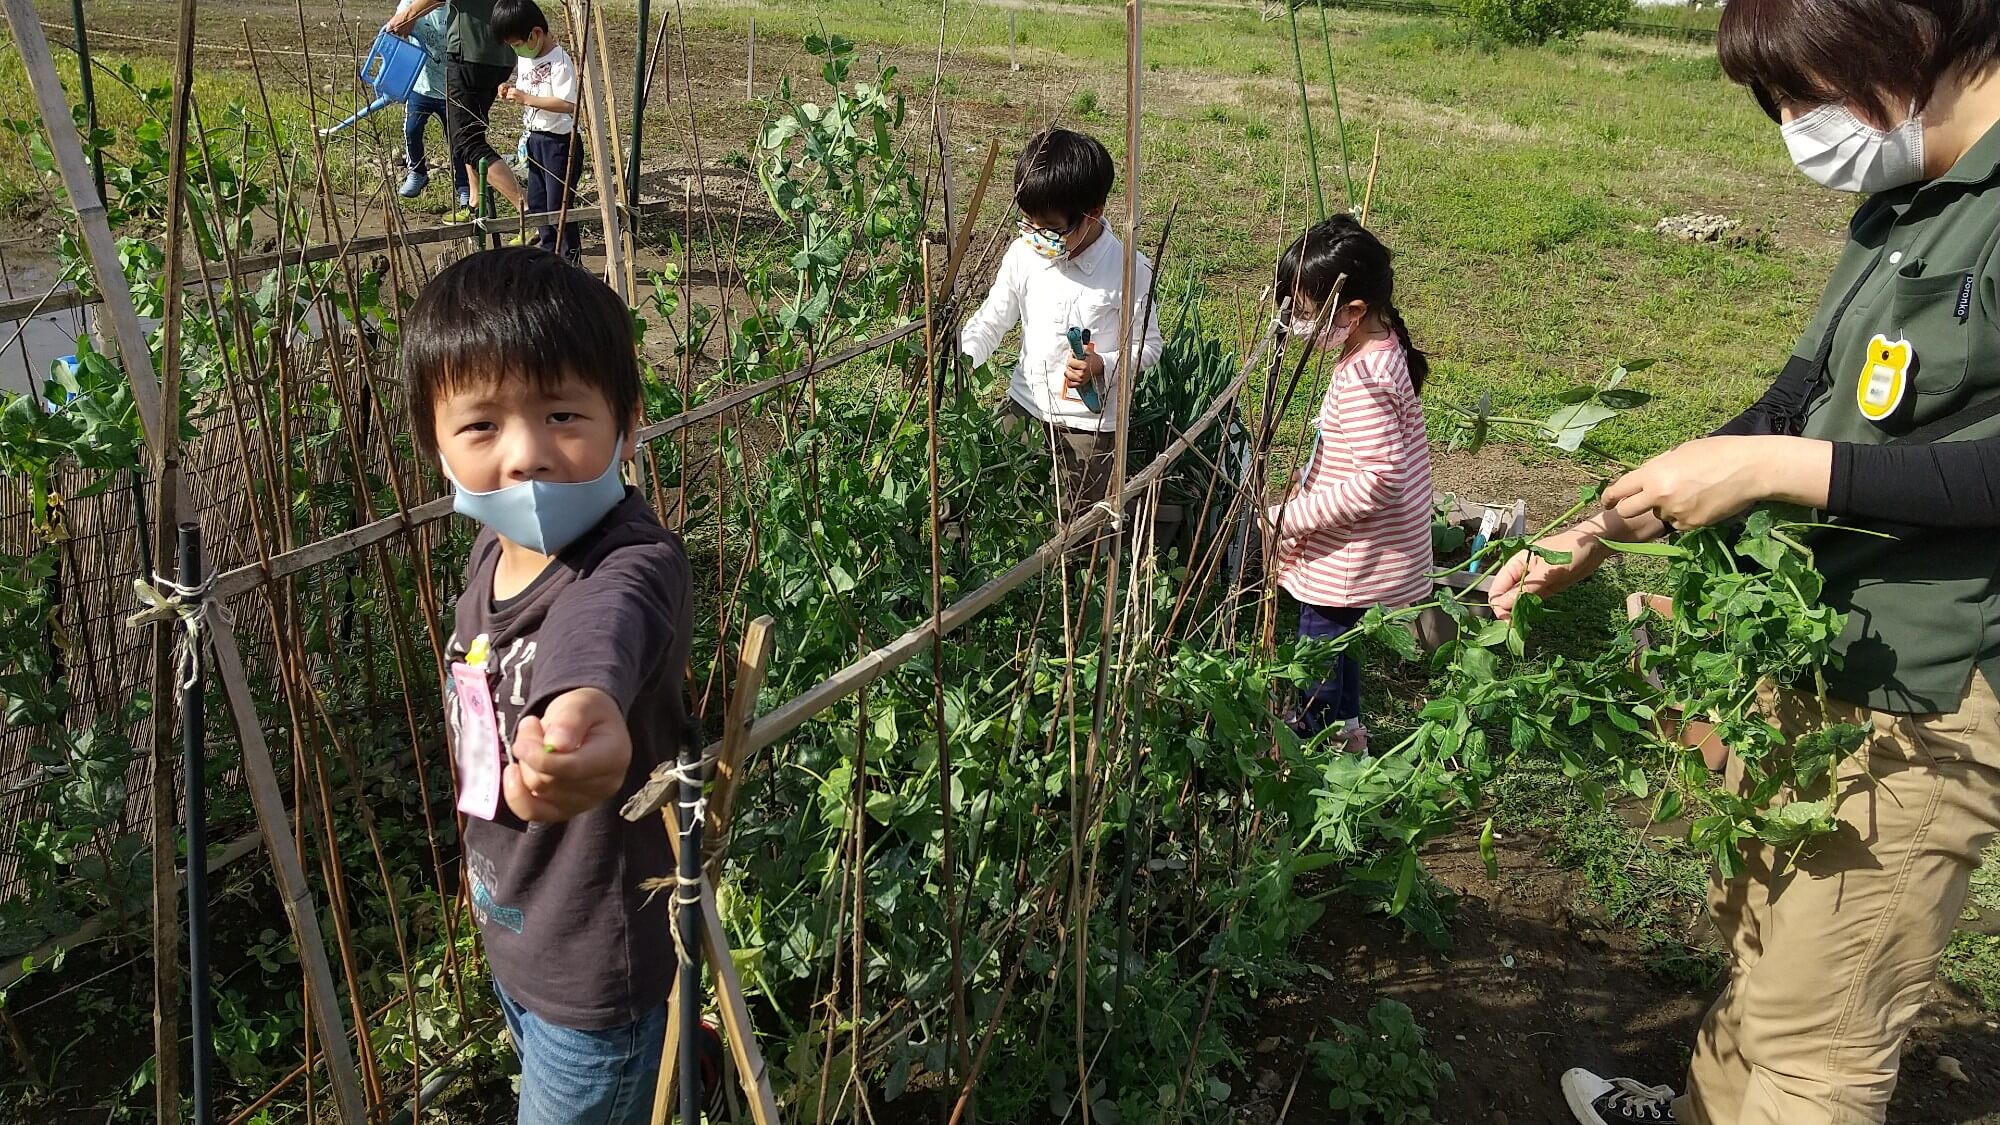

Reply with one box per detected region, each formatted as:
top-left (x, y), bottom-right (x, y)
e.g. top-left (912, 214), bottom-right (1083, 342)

top-left (959, 228), bottom-right (1165, 433)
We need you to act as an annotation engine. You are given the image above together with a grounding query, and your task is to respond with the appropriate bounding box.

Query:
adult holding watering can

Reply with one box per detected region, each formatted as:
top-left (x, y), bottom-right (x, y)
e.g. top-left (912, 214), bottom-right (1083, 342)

top-left (388, 0), bottom-right (527, 217)
top-left (1487, 1), bottom-right (2000, 1123)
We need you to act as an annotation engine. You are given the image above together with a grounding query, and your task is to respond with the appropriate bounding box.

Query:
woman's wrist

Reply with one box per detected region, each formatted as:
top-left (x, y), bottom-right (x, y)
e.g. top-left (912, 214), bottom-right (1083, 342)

top-left (1759, 436), bottom-right (1833, 509)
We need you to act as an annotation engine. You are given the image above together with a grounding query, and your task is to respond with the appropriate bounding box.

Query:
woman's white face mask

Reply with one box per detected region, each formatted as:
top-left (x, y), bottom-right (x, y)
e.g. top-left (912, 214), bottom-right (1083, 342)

top-left (1781, 103), bottom-right (1925, 193)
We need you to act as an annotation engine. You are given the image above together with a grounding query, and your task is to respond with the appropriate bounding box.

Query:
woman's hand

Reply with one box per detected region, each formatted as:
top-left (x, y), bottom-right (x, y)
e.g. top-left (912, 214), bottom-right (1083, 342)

top-left (1486, 527), bottom-right (1609, 620)
top-left (1603, 436), bottom-right (1831, 529)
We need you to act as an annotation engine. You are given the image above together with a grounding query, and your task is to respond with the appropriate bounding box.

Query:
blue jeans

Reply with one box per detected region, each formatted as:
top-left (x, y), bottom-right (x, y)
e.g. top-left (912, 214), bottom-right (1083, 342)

top-left (403, 93), bottom-right (470, 196)
top-left (1295, 602), bottom-right (1365, 737)
top-left (494, 980), bottom-right (664, 1125)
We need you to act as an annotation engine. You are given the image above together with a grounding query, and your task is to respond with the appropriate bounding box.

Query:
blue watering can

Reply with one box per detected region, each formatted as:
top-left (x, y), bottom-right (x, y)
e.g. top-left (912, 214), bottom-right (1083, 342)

top-left (320, 29), bottom-right (428, 136)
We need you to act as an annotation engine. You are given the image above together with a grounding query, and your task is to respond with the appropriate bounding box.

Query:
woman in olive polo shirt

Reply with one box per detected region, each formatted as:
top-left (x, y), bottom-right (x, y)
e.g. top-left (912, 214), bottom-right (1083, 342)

top-left (1488, 1), bottom-right (2000, 1123)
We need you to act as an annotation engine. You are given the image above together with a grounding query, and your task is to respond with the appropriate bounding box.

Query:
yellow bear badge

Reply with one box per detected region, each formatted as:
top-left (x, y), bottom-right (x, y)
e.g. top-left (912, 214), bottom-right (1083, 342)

top-left (1856, 334), bottom-right (1913, 423)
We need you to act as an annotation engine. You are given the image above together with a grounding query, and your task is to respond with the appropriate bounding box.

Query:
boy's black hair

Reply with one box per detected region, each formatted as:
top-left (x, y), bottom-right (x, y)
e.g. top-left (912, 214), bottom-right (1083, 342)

top-left (489, 0), bottom-right (551, 43)
top-left (1719, 0), bottom-right (2000, 125)
top-left (403, 247), bottom-right (639, 458)
top-left (1013, 128), bottom-right (1115, 227)
top-left (1275, 215), bottom-right (1430, 394)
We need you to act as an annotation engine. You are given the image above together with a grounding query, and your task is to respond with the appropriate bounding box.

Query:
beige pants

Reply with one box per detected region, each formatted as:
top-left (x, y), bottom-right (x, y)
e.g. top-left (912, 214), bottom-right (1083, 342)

top-left (999, 399), bottom-right (1114, 522)
top-left (1677, 675), bottom-right (2000, 1125)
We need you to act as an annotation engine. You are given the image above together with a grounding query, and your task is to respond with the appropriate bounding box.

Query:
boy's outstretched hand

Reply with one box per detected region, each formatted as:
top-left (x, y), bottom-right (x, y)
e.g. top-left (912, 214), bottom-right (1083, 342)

top-left (1064, 341), bottom-right (1104, 389)
top-left (504, 687), bottom-right (631, 823)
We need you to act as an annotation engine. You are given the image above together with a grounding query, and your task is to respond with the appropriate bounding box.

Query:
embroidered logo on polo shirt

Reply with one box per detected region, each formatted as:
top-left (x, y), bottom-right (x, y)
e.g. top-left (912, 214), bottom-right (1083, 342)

top-left (1857, 334), bottom-right (1913, 424)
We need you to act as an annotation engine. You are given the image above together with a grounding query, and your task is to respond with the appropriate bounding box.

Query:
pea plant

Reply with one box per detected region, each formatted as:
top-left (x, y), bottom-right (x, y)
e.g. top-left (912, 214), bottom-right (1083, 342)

top-left (1307, 497), bottom-right (1870, 937)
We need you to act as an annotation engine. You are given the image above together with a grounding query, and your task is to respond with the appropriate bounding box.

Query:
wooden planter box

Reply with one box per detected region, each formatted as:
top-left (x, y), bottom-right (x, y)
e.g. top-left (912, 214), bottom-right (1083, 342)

top-left (1627, 592), bottom-right (1728, 771)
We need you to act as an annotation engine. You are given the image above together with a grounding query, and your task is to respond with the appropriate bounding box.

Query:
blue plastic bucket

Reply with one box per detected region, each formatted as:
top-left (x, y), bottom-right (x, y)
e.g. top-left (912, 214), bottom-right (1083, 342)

top-left (358, 29), bottom-right (427, 102)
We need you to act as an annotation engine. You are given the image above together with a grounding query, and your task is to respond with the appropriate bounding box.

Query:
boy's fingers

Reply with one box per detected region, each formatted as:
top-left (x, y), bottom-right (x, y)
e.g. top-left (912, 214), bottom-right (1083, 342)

top-left (503, 763), bottom-right (567, 823)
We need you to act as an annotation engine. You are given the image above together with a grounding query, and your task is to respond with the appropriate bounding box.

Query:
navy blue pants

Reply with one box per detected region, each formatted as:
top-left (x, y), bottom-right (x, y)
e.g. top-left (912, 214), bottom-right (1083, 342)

top-left (525, 130), bottom-right (585, 254)
top-left (1295, 602), bottom-right (1365, 736)
top-left (403, 94), bottom-right (470, 195)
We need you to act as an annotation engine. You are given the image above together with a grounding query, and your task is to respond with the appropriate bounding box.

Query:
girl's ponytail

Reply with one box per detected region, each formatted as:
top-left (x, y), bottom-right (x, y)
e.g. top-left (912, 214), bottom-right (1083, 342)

top-left (1386, 305), bottom-right (1428, 395)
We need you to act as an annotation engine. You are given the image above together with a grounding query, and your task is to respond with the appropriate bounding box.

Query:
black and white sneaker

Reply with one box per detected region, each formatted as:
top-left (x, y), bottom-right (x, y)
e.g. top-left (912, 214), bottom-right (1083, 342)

top-left (1562, 1068), bottom-right (1678, 1123)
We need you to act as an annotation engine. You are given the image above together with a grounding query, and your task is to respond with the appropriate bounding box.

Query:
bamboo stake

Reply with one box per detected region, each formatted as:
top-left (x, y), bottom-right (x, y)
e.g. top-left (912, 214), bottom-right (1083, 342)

top-left (703, 614), bottom-right (775, 882)
top-left (137, 1), bottom-right (200, 1113)
top-left (572, 0), bottom-right (630, 294)
top-left (657, 801), bottom-right (783, 1125)
top-left (208, 621), bottom-right (369, 1124)
top-left (922, 243), bottom-right (973, 1099)
top-left (939, 139), bottom-right (999, 302)
top-left (1360, 125), bottom-right (1383, 225)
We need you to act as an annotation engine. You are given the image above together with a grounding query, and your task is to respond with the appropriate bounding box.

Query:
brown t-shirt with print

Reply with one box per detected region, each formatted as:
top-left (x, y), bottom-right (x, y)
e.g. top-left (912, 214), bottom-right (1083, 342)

top-left (444, 490), bottom-right (691, 1029)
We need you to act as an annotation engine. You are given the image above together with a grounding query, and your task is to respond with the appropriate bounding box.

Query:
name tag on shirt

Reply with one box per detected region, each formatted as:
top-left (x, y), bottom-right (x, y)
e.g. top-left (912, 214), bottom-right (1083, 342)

top-left (451, 661), bottom-right (503, 820)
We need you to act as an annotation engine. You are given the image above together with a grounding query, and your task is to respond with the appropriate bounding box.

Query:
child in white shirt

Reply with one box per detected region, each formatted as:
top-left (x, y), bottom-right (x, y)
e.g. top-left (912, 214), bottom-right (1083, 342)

top-left (492, 0), bottom-right (583, 261)
top-left (960, 128), bottom-right (1165, 517)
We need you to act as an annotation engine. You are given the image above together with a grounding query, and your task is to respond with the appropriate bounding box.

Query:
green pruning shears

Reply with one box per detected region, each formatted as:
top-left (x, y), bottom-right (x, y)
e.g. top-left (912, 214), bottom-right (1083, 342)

top-left (1067, 326), bottom-right (1102, 413)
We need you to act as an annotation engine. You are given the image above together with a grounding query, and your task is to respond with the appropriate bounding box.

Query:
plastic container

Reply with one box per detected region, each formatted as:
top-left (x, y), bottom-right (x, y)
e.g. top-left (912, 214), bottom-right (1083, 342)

top-left (358, 29), bottom-right (428, 102)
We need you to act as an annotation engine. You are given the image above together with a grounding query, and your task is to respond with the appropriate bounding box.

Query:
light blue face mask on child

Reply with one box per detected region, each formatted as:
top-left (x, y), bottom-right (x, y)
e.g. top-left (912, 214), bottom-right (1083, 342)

top-left (443, 440), bottom-right (628, 555)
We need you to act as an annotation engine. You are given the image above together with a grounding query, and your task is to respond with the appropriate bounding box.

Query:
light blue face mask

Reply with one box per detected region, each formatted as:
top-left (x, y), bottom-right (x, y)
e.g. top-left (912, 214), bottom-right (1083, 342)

top-left (444, 439), bottom-right (628, 555)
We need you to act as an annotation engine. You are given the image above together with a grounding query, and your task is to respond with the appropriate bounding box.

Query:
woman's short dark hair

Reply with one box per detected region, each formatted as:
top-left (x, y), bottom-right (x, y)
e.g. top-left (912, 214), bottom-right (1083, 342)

top-left (1719, 0), bottom-right (2000, 124)
top-left (1013, 128), bottom-right (1115, 226)
top-left (403, 247), bottom-right (639, 458)
top-left (489, 0), bottom-right (551, 42)
top-left (1275, 215), bottom-right (1430, 393)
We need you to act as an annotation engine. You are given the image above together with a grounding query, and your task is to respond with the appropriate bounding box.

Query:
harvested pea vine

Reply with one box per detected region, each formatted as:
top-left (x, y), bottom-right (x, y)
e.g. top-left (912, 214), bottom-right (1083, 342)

top-left (1307, 489), bottom-right (1869, 924)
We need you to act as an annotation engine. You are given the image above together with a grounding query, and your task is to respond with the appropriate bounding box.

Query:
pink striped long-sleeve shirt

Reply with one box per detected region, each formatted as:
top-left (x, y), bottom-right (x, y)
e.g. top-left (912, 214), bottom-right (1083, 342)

top-left (1273, 336), bottom-right (1434, 609)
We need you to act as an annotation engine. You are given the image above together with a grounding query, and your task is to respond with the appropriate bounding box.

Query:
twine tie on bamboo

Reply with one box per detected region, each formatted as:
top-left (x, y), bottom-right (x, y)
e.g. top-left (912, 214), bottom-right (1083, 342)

top-left (1088, 499), bottom-right (1124, 530)
top-left (126, 572), bottom-right (221, 690)
top-left (662, 868), bottom-right (704, 969)
top-left (638, 751), bottom-right (716, 966)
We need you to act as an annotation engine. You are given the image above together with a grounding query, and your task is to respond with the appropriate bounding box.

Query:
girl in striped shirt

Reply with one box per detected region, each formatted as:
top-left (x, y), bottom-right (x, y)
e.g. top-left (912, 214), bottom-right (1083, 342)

top-left (1267, 216), bottom-right (1434, 752)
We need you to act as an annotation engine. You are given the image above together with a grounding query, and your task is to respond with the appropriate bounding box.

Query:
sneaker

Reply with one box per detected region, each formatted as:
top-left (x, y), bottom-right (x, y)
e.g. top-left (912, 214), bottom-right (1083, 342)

top-left (1562, 1069), bottom-right (1678, 1124)
top-left (561, 245), bottom-right (584, 267)
top-left (398, 169), bottom-right (429, 198)
top-left (1338, 721), bottom-right (1370, 755)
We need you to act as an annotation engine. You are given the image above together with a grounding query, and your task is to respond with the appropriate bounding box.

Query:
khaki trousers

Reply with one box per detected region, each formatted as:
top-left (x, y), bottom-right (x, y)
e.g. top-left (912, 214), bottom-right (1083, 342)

top-left (999, 399), bottom-right (1114, 523)
top-left (1677, 675), bottom-right (2000, 1125)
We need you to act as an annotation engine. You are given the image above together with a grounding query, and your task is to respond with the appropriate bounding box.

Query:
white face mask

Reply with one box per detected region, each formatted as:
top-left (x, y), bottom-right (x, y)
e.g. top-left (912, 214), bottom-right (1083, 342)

top-left (1781, 103), bottom-right (1925, 193)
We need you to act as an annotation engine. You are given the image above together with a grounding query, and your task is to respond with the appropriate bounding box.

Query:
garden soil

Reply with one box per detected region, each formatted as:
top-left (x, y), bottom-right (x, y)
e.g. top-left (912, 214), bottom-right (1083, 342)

top-left (1237, 817), bottom-right (2000, 1125)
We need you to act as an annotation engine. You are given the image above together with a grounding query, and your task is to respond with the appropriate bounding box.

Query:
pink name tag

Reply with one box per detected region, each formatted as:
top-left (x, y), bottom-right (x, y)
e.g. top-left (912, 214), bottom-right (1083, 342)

top-left (451, 662), bottom-right (502, 820)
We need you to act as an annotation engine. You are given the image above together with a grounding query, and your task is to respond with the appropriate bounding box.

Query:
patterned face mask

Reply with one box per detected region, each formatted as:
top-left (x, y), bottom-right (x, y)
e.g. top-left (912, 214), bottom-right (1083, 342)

top-left (1288, 313), bottom-right (1354, 352)
top-left (1018, 217), bottom-right (1070, 260)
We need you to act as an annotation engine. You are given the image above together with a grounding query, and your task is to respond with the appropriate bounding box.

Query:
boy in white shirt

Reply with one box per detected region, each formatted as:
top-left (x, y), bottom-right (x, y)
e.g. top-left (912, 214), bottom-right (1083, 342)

top-left (960, 128), bottom-right (1165, 518)
top-left (492, 0), bottom-right (584, 262)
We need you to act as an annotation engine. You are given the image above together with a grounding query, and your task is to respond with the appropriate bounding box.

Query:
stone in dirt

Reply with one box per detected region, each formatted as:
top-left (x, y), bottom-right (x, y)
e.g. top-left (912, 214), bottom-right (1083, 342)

top-left (1655, 213), bottom-right (1740, 242)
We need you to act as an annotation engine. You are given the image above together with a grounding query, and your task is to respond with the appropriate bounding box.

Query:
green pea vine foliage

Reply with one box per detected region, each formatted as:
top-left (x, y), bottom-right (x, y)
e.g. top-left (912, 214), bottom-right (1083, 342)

top-left (1312, 497), bottom-right (1868, 924)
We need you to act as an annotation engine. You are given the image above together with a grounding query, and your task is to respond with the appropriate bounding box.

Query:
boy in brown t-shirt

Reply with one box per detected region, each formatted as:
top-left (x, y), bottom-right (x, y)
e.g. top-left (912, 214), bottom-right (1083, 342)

top-left (403, 246), bottom-right (689, 1123)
